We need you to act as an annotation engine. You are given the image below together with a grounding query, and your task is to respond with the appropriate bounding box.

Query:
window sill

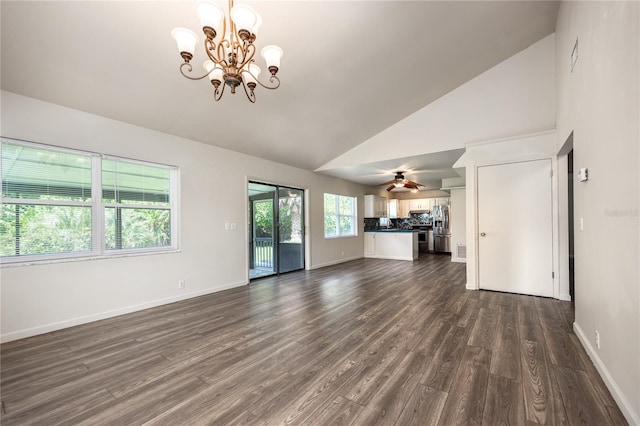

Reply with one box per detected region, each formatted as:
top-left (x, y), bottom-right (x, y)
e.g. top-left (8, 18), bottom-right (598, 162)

top-left (0, 248), bottom-right (181, 268)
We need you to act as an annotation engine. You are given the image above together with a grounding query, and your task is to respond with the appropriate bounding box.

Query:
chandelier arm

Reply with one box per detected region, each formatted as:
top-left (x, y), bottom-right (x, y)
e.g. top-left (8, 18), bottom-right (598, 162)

top-left (236, 43), bottom-right (256, 72)
top-left (216, 40), bottom-right (230, 67)
top-left (178, 62), bottom-right (212, 81)
top-left (213, 80), bottom-right (226, 101)
top-left (204, 38), bottom-right (224, 66)
top-left (241, 80), bottom-right (257, 103)
top-left (253, 74), bottom-right (281, 90)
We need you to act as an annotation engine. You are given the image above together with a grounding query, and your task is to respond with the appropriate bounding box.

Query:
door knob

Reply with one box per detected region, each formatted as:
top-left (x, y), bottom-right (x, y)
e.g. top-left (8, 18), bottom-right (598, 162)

top-left (480, 232), bottom-right (486, 237)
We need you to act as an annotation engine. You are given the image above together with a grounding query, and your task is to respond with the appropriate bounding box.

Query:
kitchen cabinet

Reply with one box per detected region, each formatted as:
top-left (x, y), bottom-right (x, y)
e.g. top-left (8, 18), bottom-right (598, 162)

top-left (388, 199), bottom-right (398, 219)
top-left (364, 233), bottom-right (376, 256)
top-left (364, 231), bottom-right (418, 261)
top-left (402, 197), bottom-right (451, 214)
top-left (409, 198), bottom-right (430, 211)
top-left (364, 195), bottom-right (388, 218)
top-left (398, 200), bottom-right (411, 218)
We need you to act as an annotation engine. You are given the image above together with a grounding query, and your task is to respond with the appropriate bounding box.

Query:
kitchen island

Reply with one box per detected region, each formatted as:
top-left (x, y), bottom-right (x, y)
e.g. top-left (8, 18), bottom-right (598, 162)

top-left (364, 230), bottom-right (419, 261)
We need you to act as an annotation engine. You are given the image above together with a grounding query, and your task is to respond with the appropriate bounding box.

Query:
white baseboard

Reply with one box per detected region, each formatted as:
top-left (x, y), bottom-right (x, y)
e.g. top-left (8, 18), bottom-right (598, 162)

top-left (451, 256), bottom-right (467, 263)
top-left (310, 255), bottom-right (363, 270)
top-left (466, 282), bottom-right (478, 290)
top-left (364, 255), bottom-right (415, 261)
top-left (573, 322), bottom-right (640, 426)
top-left (0, 280), bottom-right (248, 343)
top-left (558, 293), bottom-right (572, 302)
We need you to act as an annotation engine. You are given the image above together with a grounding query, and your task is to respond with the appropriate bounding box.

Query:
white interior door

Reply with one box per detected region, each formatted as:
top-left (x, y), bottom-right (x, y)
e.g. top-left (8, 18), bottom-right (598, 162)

top-left (477, 159), bottom-right (553, 297)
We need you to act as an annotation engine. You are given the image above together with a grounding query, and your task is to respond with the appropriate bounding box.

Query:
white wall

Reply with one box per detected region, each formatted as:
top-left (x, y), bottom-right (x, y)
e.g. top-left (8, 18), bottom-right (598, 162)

top-left (450, 188), bottom-right (466, 263)
top-left (0, 91), bottom-right (370, 342)
top-left (317, 34), bottom-right (556, 170)
top-left (555, 1), bottom-right (640, 423)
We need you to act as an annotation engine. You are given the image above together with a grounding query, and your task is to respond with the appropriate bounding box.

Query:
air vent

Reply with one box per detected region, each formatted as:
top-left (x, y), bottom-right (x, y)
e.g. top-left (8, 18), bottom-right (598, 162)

top-left (457, 244), bottom-right (467, 259)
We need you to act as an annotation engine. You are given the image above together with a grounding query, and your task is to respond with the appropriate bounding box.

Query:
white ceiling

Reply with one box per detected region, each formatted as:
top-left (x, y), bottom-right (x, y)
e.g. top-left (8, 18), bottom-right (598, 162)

top-left (0, 1), bottom-right (559, 189)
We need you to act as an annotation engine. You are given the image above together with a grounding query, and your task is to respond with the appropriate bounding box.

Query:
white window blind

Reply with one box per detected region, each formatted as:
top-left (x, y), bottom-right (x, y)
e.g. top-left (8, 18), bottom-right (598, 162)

top-left (1, 139), bottom-right (96, 258)
top-left (1, 138), bottom-right (179, 264)
top-left (102, 158), bottom-right (173, 251)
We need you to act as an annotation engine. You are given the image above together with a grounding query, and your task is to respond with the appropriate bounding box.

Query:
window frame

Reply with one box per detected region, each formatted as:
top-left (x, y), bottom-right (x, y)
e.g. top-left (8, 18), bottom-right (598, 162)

top-left (323, 193), bottom-right (358, 239)
top-left (1, 138), bottom-right (179, 266)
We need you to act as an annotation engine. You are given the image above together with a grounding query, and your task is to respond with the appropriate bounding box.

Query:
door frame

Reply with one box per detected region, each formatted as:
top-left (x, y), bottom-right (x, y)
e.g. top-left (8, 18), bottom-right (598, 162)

top-left (461, 130), bottom-right (569, 300)
top-left (246, 179), bottom-right (307, 281)
top-left (470, 155), bottom-right (560, 299)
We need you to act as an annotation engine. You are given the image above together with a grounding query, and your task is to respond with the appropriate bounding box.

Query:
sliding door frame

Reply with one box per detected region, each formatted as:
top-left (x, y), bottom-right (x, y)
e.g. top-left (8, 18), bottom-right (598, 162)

top-left (247, 180), bottom-right (306, 281)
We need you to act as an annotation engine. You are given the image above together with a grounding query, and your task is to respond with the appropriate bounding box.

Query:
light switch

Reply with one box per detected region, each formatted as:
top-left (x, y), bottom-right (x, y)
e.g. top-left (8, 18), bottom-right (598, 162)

top-left (225, 222), bottom-right (230, 231)
top-left (580, 217), bottom-right (584, 231)
top-left (230, 223), bottom-right (237, 230)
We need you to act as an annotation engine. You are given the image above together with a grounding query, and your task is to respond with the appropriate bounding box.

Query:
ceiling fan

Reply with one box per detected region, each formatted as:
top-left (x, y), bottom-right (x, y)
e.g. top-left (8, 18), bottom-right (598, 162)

top-left (377, 171), bottom-right (424, 191)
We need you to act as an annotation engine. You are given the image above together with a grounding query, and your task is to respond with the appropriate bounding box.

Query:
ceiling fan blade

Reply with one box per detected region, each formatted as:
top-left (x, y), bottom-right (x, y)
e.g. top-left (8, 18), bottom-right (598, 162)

top-left (386, 185), bottom-right (395, 191)
top-left (377, 180), bottom-right (398, 186)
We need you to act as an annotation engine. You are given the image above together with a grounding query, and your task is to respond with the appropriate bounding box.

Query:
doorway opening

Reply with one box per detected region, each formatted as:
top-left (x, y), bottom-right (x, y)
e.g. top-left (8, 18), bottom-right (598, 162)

top-left (248, 182), bottom-right (304, 280)
top-left (568, 149), bottom-right (575, 302)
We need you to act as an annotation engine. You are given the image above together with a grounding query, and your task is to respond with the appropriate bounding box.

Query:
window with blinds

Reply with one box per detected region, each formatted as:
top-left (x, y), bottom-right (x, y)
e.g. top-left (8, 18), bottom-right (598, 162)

top-left (0, 138), bottom-right (178, 264)
top-left (324, 193), bottom-right (357, 238)
top-left (102, 158), bottom-right (173, 251)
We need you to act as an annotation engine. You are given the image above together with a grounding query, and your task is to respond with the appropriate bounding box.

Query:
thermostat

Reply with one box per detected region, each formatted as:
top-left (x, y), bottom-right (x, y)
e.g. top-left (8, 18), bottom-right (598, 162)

top-left (578, 168), bottom-right (588, 182)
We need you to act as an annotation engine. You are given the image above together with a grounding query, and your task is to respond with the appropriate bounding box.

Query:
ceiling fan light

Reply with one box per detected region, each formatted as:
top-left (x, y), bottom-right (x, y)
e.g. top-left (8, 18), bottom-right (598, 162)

top-left (393, 182), bottom-right (405, 188)
top-left (198, 2), bottom-right (224, 36)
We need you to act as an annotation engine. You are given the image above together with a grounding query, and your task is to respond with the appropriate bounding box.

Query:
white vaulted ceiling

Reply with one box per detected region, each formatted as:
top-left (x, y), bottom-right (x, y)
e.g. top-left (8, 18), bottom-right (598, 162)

top-left (0, 1), bottom-right (559, 184)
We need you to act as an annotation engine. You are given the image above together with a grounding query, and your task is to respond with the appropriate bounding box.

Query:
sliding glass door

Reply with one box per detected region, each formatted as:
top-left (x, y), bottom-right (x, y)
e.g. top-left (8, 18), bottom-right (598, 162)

top-left (248, 182), bottom-right (304, 279)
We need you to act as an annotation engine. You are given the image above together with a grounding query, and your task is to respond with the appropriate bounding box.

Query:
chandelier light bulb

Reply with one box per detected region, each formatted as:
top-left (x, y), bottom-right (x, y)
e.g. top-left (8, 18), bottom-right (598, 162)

top-left (198, 2), bottom-right (224, 37)
top-left (261, 45), bottom-right (283, 73)
top-left (171, 27), bottom-right (199, 61)
top-left (203, 60), bottom-right (223, 84)
top-left (230, 4), bottom-right (257, 35)
top-left (394, 182), bottom-right (405, 188)
top-left (243, 64), bottom-right (261, 85)
top-left (252, 13), bottom-right (263, 36)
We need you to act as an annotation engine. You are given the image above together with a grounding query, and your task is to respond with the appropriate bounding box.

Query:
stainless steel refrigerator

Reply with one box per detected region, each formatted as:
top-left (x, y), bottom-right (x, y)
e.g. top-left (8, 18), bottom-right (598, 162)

top-left (432, 204), bottom-right (451, 253)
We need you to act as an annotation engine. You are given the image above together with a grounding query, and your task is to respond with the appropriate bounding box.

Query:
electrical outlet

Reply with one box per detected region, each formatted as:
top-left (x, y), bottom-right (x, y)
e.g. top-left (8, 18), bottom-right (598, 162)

top-left (595, 330), bottom-right (600, 349)
top-left (178, 280), bottom-right (185, 289)
top-left (341, 251), bottom-right (345, 257)
top-left (580, 217), bottom-right (584, 231)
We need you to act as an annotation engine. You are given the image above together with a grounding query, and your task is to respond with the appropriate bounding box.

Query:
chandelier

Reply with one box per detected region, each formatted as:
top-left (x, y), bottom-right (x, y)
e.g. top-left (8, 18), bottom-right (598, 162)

top-left (171, 0), bottom-right (283, 103)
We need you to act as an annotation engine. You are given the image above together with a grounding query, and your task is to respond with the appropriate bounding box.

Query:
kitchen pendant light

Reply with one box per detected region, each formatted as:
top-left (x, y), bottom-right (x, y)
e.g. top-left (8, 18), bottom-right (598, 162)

top-left (171, 0), bottom-right (283, 103)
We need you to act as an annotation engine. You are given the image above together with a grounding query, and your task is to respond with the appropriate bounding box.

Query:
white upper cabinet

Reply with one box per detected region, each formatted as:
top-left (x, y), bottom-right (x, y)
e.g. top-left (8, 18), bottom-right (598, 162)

top-left (388, 199), bottom-right (398, 219)
top-left (401, 197), bottom-right (450, 215)
top-left (364, 195), bottom-right (388, 218)
top-left (409, 198), bottom-right (430, 211)
top-left (398, 200), bottom-right (410, 218)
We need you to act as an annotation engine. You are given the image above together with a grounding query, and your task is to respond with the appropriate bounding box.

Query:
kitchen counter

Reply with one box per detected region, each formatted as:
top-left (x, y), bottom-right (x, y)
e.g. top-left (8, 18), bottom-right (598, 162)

top-left (364, 230), bottom-right (418, 261)
top-left (364, 229), bottom-right (416, 233)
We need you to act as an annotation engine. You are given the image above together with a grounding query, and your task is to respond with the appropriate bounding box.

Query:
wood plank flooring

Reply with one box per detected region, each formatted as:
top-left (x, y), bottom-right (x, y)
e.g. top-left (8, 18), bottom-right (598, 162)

top-left (0, 255), bottom-right (627, 425)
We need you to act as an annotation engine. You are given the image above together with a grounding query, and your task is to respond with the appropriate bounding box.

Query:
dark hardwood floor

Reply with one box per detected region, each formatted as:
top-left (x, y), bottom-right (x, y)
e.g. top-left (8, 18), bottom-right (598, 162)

top-left (0, 255), bottom-right (627, 425)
